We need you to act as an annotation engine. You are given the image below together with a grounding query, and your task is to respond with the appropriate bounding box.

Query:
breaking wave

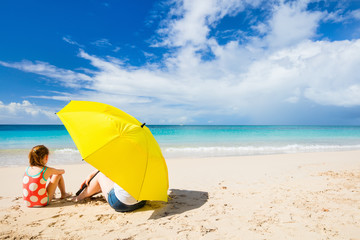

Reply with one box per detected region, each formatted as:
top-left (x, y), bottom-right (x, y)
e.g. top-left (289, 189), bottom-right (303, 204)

top-left (163, 144), bottom-right (360, 158)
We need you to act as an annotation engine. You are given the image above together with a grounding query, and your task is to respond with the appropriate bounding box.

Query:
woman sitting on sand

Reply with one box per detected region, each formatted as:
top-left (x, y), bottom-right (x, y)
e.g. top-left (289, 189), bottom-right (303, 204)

top-left (73, 170), bottom-right (146, 212)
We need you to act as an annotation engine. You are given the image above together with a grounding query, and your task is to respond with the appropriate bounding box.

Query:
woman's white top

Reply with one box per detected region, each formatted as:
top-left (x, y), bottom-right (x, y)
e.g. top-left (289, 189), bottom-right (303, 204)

top-left (113, 183), bottom-right (139, 205)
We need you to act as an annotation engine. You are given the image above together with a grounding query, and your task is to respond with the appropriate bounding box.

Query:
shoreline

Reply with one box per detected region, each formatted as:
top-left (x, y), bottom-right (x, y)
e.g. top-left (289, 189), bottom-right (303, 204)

top-left (2, 147), bottom-right (360, 167)
top-left (1, 150), bottom-right (360, 239)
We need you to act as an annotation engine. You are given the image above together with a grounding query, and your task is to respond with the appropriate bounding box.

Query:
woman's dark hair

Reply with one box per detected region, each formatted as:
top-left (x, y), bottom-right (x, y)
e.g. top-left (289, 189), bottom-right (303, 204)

top-left (29, 145), bottom-right (49, 167)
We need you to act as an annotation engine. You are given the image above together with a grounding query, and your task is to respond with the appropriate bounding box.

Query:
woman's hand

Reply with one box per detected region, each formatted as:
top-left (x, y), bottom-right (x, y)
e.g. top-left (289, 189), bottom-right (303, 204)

top-left (79, 179), bottom-right (87, 189)
top-left (81, 170), bottom-right (98, 188)
top-left (84, 174), bottom-right (93, 186)
top-left (80, 176), bottom-right (90, 188)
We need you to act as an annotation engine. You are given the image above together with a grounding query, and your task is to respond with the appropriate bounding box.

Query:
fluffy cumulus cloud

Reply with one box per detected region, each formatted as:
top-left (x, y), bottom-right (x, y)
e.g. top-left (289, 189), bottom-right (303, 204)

top-left (0, 100), bottom-right (57, 123)
top-left (264, 1), bottom-right (323, 49)
top-left (2, 0), bottom-right (360, 124)
top-left (155, 0), bottom-right (260, 47)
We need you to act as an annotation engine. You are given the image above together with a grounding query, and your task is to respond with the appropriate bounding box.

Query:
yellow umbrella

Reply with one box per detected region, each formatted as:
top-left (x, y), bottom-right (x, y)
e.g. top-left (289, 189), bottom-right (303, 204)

top-left (57, 100), bottom-right (168, 202)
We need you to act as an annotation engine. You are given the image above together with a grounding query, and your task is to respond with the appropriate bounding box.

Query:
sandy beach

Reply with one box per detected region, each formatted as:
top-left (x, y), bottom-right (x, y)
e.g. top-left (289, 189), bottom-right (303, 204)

top-left (1, 150), bottom-right (360, 239)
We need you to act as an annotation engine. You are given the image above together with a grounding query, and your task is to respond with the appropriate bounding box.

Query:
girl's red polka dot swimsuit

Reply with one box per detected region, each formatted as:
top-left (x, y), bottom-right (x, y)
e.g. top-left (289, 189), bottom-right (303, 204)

top-left (23, 167), bottom-right (49, 207)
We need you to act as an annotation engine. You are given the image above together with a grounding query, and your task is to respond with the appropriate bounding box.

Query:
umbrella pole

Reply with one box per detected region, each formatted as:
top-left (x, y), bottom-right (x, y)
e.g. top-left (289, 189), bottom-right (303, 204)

top-left (75, 170), bottom-right (100, 196)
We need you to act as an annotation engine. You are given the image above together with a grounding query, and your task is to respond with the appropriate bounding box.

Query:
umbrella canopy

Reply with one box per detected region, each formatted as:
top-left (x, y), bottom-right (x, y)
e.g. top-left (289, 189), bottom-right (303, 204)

top-left (57, 101), bottom-right (168, 202)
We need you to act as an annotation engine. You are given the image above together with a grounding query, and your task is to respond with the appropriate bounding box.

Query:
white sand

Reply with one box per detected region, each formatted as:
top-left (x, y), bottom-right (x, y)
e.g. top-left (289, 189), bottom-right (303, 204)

top-left (1, 151), bottom-right (360, 239)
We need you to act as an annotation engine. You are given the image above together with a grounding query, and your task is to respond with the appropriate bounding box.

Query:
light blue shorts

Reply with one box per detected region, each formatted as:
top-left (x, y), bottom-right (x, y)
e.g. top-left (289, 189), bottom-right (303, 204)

top-left (107, 188), bottom-right (146, 212)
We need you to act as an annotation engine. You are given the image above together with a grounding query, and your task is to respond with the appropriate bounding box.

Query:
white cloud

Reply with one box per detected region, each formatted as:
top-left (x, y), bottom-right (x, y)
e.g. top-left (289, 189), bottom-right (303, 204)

top-left (0, 60), bottom-right (92, 88)
top-left (113, 46), bottom-right (121, 52)
top-left (0, 100), bottom-right (57, 122)
top-left (351, 9), bottom-right (360, 20)
top-left (305, 85), bottom-right (360, 107)
top-left (264, 1), bottom-right (323, 49)
top-left (321, 5), bottom-right (360, 23)
top-left (322, 9), bottom-right (346, 23)
top-left (63, 36), bottom-right (85, 48)
top-left (91, 38), bottom-right (112, 47)
top-left (59, 38), bottom-right (360, 124)
top-left (2, 0), bottom-right (360, 124)
top-left (156, 0), bottom-right (257, 47)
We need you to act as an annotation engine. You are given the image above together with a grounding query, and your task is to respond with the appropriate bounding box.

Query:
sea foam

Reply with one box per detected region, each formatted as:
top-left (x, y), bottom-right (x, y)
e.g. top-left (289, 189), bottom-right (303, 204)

top-left (163, 144), bottom-right (360, 158)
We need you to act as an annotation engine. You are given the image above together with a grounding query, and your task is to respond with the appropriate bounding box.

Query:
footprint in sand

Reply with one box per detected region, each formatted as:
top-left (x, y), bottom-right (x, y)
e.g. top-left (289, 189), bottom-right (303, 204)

top-left (200, 225), bottom-right (217, 236)
top-left (48, 222), bottom-right (56, 227)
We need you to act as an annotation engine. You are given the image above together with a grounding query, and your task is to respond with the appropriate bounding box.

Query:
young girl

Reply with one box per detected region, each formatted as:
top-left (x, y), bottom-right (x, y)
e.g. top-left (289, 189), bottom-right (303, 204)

top-left (22, 145), bottom-right (71, 207)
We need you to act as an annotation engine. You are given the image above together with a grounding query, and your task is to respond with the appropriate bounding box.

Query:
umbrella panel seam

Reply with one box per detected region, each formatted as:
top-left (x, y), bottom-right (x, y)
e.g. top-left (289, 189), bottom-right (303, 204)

top-left (81, 134), bottom-right (120, 160)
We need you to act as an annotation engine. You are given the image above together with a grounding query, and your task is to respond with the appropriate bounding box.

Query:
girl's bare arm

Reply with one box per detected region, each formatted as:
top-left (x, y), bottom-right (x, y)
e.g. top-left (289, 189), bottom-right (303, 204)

top-left (44, 167), bottom-right (65, 179)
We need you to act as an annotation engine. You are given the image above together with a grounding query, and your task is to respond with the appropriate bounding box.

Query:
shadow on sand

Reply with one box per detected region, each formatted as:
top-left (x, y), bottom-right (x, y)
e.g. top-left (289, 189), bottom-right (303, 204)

top-left (146, 189), bottom-right (209, 220)
top-left (45, 195), bottom-right (106, 208)
top-left (44, 189), bottom-right (209, 217)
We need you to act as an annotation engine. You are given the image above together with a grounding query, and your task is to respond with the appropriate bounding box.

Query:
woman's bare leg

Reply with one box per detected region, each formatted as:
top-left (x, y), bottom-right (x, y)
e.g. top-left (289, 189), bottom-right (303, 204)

top-left (74, 174), bottom-right (102, 201)
top-left (97, 173), bottom-right (114, 202)
top-left (74, 173), bottom-right (114, 202)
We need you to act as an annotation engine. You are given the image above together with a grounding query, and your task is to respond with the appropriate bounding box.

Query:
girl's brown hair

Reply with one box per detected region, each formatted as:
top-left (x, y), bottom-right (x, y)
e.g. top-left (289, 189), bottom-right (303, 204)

top-left (29, 145), bottom-right (49, 167)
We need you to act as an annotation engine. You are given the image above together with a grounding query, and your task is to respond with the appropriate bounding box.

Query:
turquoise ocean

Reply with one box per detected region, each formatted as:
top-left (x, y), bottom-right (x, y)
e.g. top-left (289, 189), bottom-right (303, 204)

top-left (1, 125), bottom-right (360, 166)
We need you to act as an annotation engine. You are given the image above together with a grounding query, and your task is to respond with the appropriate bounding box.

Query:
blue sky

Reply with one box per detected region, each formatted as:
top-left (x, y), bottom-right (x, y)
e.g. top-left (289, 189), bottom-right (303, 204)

top-left (1, 0), bottom-right (360, 125)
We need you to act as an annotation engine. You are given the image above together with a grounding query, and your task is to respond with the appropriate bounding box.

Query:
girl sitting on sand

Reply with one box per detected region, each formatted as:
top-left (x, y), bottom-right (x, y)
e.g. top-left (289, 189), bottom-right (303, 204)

top-left (22, 145), bottom-right (71, 207)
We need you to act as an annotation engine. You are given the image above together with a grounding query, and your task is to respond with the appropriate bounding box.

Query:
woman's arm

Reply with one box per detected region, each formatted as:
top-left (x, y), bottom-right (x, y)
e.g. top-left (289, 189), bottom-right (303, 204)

top-left (81, 170), bottom-right (99, 187)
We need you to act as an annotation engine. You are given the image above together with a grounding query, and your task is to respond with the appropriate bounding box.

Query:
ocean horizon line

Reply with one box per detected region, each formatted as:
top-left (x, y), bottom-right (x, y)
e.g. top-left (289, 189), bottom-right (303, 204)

top-left (1, 124), bottom-right (360, 127)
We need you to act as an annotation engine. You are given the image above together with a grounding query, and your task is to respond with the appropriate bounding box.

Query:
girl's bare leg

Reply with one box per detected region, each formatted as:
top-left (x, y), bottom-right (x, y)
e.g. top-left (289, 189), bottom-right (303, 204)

top-left (47, 174), bottom-right (64, 202)
top-left (57, 175), bottom-right (71, 198)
